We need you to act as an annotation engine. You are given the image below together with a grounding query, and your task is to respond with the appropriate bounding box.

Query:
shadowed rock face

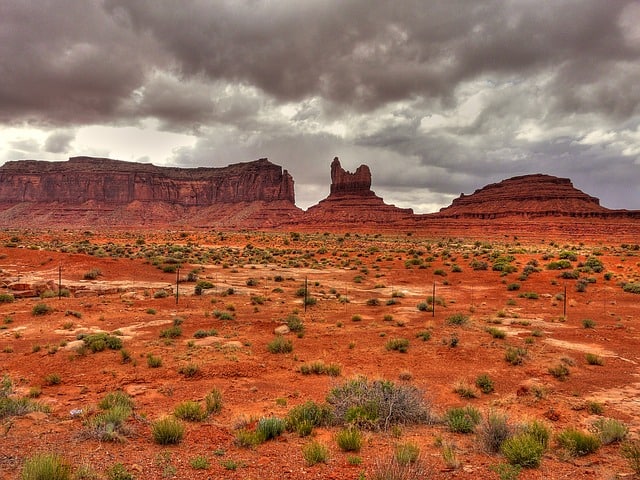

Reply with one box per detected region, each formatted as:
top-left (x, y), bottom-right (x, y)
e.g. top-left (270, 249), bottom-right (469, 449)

top-left (329, 157), bottom-right (373, 196)
top-left (0, 156), bottom-right (295, 206)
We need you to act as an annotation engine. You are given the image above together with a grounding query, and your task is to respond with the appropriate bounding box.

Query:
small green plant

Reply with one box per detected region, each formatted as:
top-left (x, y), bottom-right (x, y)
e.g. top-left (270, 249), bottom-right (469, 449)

top-left (556, 428), bottom-right (600, 456)
top-left (178, 363), bottom-right (200, 378)
top-left (490, 463), bottom-right (521, 480)
top-left (99, 391), bottom-right (134, 411)
top-left (205, 388), bottom-right (223, 415)
top-left (445, 406), bottom-right (481, 433)
top-left (592, 417), bottom-right (628, 445)
top-left (548, 363), bottom-right (570, 381)
top-left (285, 401), bottom-right (333, 436)
top-left (174, 401), bottom-right (206, 421)
top-left (395, 442), bottom-right (420, 465)
top-left (621, 439), bottom-right (640, 474)
top-left (587, 400), bottom-right (604, 415)
top-left (415, 330), bottom-right (431, 341)
top-left (385, 338), bottom-right (409, 353)
top-left (159, 325), bottom-right (182, 339)
top-left (475, 374), bottom-right (495, 394)
top-left (285, 313), bottom-right (305, 333)
top-left (300, 361), bottom-right (341, 376)
top-left (234, 429), bottom-right (264, 448)
top-left (256, 416), bottom-right (285, 441)
top-left (0, 293), bottom-right (15, 303)
top-left (479, 410), bottom-right (512, 453)
top-left (152, 417), bottom-right (185, 445)
top-left (501, 433), bottom-right (544, 468)
top-left (585, 353), bottom-right (604, 366)
top-left (485, 327), bottom-right (506, 339)
top-left (83, 268), bottom-right (102, 280)
top-left (453, 379), bottom-right (477, 399)
top-left (446, 313), bottom-right (469, 326)
top-left (147, 354), bottom-right (162, 368)
top-left (43, 373), bottom-right (61, 386)
top-left (106, 463), bottom-right (134, 480)
top-left (32, 303), bottom-right (53, 316)
top-left (190, 456), bottom-right (209, 470)
top-left (336, 426), bottom-right (362, 452)
top-left (302, 441), bottom-right (329, 465)
top-left (505, 347), bottom-right (527, 365)
top-left (267, 336), bottom-right (293, 354)
top-left (20, 453), bottom-right (71, 480)
top-left (582, 318), bottom-right (596, 329)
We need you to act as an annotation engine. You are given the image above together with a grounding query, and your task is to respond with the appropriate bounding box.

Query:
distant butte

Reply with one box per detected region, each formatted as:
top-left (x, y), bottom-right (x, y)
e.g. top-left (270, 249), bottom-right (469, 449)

top-left (0, 155), bottom-right (639, 235)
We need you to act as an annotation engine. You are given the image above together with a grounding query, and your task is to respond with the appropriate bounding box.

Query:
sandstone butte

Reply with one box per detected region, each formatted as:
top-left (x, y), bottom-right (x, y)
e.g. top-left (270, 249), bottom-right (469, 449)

top-left (0, 155), bottom-right (639, 239)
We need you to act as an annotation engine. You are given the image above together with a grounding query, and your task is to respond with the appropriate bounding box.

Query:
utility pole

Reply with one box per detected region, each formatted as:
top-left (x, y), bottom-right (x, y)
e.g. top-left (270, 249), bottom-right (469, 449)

top-left (563, 285), bottom-right (567, 319)
top-left (58, 265), bottom-right (62, 300)
top-left (176, 266), bottom-right (180, 305)
top-left (432, 281), bottom-right (436, 318)
top-left (304, 276), bottom-right (308, 313)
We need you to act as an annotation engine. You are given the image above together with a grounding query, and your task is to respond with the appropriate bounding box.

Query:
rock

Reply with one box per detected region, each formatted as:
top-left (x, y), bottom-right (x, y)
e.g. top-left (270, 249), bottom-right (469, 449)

top-left (330, 157), bottom-right (373, 196)
top-left (274, 325), bottom-right (290, 335)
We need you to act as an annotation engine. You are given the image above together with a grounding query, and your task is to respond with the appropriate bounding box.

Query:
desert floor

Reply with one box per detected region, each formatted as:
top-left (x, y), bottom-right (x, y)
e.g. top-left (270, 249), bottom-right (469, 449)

top-left (1, 229), bottom-right (640, 479)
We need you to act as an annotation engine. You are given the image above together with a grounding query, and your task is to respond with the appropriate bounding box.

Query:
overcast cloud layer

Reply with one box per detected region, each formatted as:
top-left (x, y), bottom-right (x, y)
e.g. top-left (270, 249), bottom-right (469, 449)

top-left (1, 0), bottom-right (640, 212)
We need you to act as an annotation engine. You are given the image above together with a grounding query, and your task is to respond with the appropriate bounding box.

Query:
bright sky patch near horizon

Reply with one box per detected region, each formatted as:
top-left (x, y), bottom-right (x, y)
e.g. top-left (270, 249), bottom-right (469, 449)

top-left (1, 0), bottom-right (639, 212)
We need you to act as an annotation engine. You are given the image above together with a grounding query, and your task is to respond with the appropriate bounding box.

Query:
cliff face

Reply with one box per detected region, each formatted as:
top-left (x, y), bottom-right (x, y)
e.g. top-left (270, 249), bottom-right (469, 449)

top-left (435, 174), bottom-right (615, 219)
top-left (0, 156), bottom-right (295, 206)
top-left (304, 157), bottom-right (414, 228)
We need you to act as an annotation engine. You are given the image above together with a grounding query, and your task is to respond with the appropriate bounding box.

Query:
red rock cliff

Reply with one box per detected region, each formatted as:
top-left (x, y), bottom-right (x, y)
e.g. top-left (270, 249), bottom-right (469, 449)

top-left (329, 157), bottom-right (374, 196)
top-left (0, 156), bottom-right (295, 206)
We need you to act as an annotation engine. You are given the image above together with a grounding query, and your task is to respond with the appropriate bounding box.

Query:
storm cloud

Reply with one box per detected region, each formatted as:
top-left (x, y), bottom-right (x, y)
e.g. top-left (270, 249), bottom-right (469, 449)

top-left (1, 0), bottom-right (639, 211)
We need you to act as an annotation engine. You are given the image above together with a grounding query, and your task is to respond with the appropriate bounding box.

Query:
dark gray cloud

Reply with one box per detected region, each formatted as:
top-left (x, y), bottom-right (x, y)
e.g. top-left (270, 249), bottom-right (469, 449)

top-left (1, 0), bottom-right (639, 212)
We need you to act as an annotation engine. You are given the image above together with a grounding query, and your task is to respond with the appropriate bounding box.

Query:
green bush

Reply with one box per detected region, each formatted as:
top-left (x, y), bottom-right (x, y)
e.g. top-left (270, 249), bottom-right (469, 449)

top-left (523, 420), bottom-right (550, 449)
top-left (548, 363), bottom-right (570, 381)
top-left (205, 388), bottom-right (223, 415)
top-left (475, 374), bottom-right (495, 394)
top-left (178, 363), bottom-right (200, 378)
top-left (446, 313), bottom-right (469, 326)
top-left (88, 405), bottom-right (132, 442)
top-left (623, 282), bottom-right (640, 294)
top-left (592, 417), bottom-right (628, 445)
top-left (146, 354), bottom-right (162, 368)
top-left (505, 347), bottom-right (527, 365)
top-left (385, 338), bottom-right (409, 353)
top-left (395, 442), bottom-right (420, 465)
top-left (444, 406), bottom-right (481, 433)
top-left (285, 313), bottom-right (305, 333)
top-left (621, 439), bottom-right (640, 474)
top-left (267, 336), bottom-right (293, 354)
top-left (152, 417), bottom-right (185, 445)
top-left (485, 327), bottom-right (506, 339)
top-left (300, 361), bottom-right (341, 376)
top-left (21, 453), bottom-right (71, 480)
top-left (106, 463), bottom-right (134, 480)
top-left (335, 426), bottom-right (362, 452)
top-left (556, 428), bottom-right (600, 456)
top-left (327, 377), bottom-right (431, 430)
top-left (501, 433), bottom-right (545, 468)
top-left (190, 456), bottom-right (210, 470)
top-left (256, 416), bottom-right (285, 441)
top-left (174, 401), bottom-right (206, 421)
top-left (32, 303), bottom-right (53, 316)
top-left (479, 411), bottom-right (512, 453)
top-left (585, 353), bottom-right (604, 365)
top-left (0, 293), bottom-right (15, 303)
top-left (302, 441), bottom-right (329, 465)
top-left (80, 333), bottom-right (123, 352)
top-left (159, 325), bottom-right (182, 338)
top-left (286, 401), bottom-right (333, 436)
top-left (99, 391), bottom-right (134, 411)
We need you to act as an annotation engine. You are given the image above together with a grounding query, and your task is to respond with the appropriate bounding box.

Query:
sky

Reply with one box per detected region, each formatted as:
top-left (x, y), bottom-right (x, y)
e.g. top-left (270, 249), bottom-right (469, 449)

top-left (1, 0), bottom-right (640, 213)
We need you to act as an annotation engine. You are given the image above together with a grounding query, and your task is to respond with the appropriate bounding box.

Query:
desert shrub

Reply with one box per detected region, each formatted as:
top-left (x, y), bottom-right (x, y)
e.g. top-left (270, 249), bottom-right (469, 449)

top-left (300, 361), bottom-right (341, 377)
top-left (592, 417), bottom-right (628, 445)
top-left (80, 333), bottom-right (123, 352)
top-left (83, 268), bottom-right (102, 280)
top-left (190, 456), bottom-right (210, 470)
top-left (99, 391), bottom-right (134, 411)
top-left (256, 416), bottom-right (285, 441)
top-left (0, 293), bottom-right (15, 303)
top-left (621, 439), bottom-right (640, 474)
top-left (205, 388), bottom-right (223, 415)
top-left (20, 453), bottom-right (71, 480)
top-left (506, 283), bottom-right (521, 291)
top-left (556, 428), bottom-right (600, 456)
top-left (234, 428), bottom-right (264, 448)
top-left (335, 426), bottom-right (362, 452)
top-left (471, 260), bottom-right (488, 270)
top-left (416, 301), bottom-right (431, 312)
top-left (415, 330), bottom-right (431, 341)
top-left (369, 456), bottom-right (428, 480)
top-left (366, 298), bottom-right (381, 306)
top-left (444, 406), bottom-right (481, 433)
top-left (395, 442), bottom-right (420, 465)
top-left (267, 336), bottom-right (293, 354)
top-left (105, 463), bottom-right (134, 480)
top-left (32, 303), bottom-right (53, 316)
top-left (548, 363), bottom-right (570, 381)
top-left (285, 314), bottom-right (305, 333)
top-left (505, 347), bottom-right (527, 365)
top-left (286, 402), bottom-right (333, 436)
top-left (43, 373), bottom-right (61, 386)
top-left (501, 433), bottom-right (545, 468)
top-left (623, 282), bottom-right (640, 294)
top-left (159, 325), bottom-right (182, 338)
top-left (146, 354), bottom-right (162, 368)
top-left (178, 363), bottom-right (200, 378)
top-left (174, 401), bottom-right (206, 421)
top-left (585, 353), bottom-right (604, 365)
top-left (485, 327), bottom-right (506, 339)
top-left (523, 420), bottom-right (551, 449)
top-left (547, 260), bottom-right (572, 270)
top-left (193, 329), bottom-right (218, 338)
top-left (479, 411), bottom-right (512, 453)
top-left (87, 404), bottom-right (132, 442)
top-left (327, 377), bottom-right (431, 430)
top-left (446, 313), bottom-right (469, 326)
top-left (476, 374), bottom-right (495, 394)
top-left (453, 380), bottom-right (477, 399)
top-left (583, 257), bottom-right (604, 273)
top-left (302, 441), bottom-right (329, 465)
top-left (385, 338), bottom-right (409, 353)
top-left (152, 417), bottom-right (185, 445)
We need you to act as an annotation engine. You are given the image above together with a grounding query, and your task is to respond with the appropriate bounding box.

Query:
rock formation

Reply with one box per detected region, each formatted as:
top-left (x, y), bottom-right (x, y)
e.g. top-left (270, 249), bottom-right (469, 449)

top-left (435, 174), bottom-right (623, 219)
top-left (0, 156), bottom-right (301, 228)
top-left (303, 157), bottom-right (414, 228)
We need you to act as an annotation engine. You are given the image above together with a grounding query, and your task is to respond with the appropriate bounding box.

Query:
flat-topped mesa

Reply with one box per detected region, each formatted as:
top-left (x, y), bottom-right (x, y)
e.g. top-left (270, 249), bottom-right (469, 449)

top-left (329, 157), bottom-right (374, 197)
top-left (0, 156), bottom-right (295, 206)
top-left (437, 173), bottom-right (609, 219)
